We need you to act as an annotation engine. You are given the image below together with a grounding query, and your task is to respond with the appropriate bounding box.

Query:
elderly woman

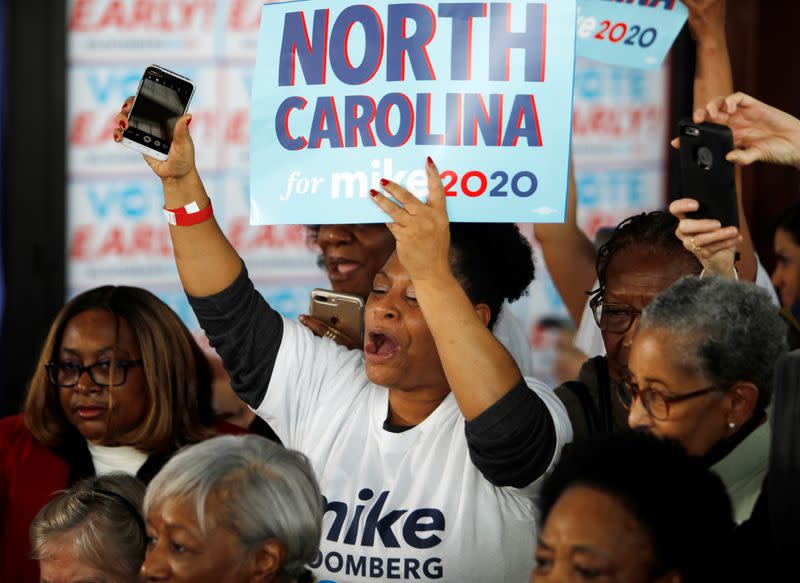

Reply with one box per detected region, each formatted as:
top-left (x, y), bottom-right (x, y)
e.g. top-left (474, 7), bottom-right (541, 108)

top-left (140, 435), bottom-right (321, 583)
top-left (623, 276), bottom-right (787, 522)
top-left (30, 473), bottom-right (147, 583)
top-left (533, 431), bottom-right (734, 583)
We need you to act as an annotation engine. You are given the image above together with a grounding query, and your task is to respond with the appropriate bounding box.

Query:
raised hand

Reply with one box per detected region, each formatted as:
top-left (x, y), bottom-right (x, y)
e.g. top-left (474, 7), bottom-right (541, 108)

top-left (670, 198), bottom-right (741, 279)
top-left (693, 93), bottom-right (800, 169)
top-left (112, 96), bottom-right (197, 181)
top-left (684, 0), bottom-right (726, 43)
top-left (370, 158), bottom-right (451, 283)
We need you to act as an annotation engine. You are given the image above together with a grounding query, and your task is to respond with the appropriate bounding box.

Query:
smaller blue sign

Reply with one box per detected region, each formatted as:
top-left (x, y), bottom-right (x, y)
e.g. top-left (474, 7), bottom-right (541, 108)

top-left (576, 0), bottom-right (688, 70)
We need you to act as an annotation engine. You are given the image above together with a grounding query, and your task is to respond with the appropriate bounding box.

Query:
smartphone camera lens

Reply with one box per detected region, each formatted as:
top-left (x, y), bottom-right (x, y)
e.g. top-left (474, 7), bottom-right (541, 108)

top-left (696, 146), bottom-right (713, 170)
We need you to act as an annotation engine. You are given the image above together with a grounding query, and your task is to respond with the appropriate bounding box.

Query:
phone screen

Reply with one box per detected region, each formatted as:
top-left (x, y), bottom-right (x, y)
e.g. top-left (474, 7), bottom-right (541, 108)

top-left (125, 67), bottom-right (193, 156)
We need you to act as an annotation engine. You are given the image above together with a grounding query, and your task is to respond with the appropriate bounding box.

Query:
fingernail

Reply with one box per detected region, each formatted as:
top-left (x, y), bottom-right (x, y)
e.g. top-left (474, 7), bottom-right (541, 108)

top-left (370, 189), bottom-right (379, 197)
top-left (380, 178), bottom-right (389, 187)
top-left (186, 116), bottom-right (192, 127)
top-left (427, 156), bottom-right (434, 167)
top-left (114, 134), bottom-right (120, 142)
top-left (119, 120), bottom-right (127, 129)
top-left (298, 315), bottom-right (307, 323)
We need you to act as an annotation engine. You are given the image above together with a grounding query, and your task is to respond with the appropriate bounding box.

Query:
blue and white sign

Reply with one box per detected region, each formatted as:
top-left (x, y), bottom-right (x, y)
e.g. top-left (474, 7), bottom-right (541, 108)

top-left (576, 0), bottom-right (688, 70)
top-left (250, 0), bottom-right (577, 225)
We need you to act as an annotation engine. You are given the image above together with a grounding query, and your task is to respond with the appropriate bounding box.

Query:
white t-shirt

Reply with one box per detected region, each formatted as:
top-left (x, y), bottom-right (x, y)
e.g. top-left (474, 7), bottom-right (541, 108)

top-left (86, 441), bottom-right (147, 476)
top-left (257, 319), bottom-right (572, 583)
top-left (494, 305), bottom-right (536, 378)
top-left (574, 258), bottom-right (780, 358)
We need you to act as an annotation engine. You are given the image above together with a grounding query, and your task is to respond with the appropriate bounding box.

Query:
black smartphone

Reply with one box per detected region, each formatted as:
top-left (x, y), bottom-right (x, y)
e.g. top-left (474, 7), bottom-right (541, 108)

top-left (121, 65), bottom-right (195, 161)
top-left (678, 119), bottom-right (739, 228)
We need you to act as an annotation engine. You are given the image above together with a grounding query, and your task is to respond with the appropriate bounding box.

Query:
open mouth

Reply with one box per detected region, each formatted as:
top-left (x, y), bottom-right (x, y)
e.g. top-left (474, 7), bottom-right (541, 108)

top-left (364, 331), bottom-right (400, 361)
top-left (75, 406), bottom-right (107, 420)
top-left (326, 257), bottom-right (362, 282)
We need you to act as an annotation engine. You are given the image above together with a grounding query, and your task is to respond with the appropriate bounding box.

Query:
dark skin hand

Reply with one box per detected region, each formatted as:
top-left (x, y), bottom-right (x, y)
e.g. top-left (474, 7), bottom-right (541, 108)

top-left (297, 315), bottom-right (359, 350)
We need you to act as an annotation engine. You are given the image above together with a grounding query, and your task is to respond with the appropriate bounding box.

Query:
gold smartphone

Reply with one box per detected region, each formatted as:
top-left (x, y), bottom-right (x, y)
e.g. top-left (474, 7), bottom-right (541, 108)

top-left (309, 289), bottom-right (365, 343)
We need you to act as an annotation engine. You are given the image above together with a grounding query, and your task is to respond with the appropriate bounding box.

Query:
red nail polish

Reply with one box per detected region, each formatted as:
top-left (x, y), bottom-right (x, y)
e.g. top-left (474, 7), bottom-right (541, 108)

top-left (380, 178), bottom-right (389, 186)
top-left (427, 156), bottom-right (434, 167)
top-left (370, 189), bottom-right (379, 197)
top-left (119, 120), bottom-right (126, 130)
top-left (186, 117), bottom-right (192, 127)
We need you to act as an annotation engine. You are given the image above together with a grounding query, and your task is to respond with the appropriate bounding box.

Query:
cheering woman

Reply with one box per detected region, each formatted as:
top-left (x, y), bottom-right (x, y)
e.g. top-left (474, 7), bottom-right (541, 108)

top-left (115, 106), bottom-right (571, 582)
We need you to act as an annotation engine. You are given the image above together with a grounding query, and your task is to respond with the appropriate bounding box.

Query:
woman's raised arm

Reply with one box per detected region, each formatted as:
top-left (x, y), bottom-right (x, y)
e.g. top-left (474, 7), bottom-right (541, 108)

top-left (371, 160), bottom-right (522, 420)
top-left (114, 98), bottom-right (242, 297)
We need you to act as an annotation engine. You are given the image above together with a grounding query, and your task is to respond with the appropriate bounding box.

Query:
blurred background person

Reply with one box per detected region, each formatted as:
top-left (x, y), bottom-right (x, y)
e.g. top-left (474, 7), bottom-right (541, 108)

top-left (0, 285), bottom-right (232, 583)
top-left (533, 431), bottom-right (734, 583)
top-left (30, 473), bottom-right (147, 583)
top-left (624, 276), bottom-right (787, 522)
top-left (141, 434), bottom-right (322, 583)
top-left (770, 205), bottom-right (800, 338)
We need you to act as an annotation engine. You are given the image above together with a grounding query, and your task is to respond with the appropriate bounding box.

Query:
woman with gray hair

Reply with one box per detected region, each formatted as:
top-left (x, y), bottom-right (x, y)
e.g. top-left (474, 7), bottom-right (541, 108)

top-left (622, 276), bottom-right (788, 522)
top-left (30, 473), bottom-right (147, 583)
top-left (140, 434), bottom-right (322, 583)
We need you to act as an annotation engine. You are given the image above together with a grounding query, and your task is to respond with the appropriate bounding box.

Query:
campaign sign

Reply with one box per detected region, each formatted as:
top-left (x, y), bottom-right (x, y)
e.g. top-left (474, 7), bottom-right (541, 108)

top-left (576, 0), bottom-right (688, 70)
top-left (250, 0), bottom-right (577, 225)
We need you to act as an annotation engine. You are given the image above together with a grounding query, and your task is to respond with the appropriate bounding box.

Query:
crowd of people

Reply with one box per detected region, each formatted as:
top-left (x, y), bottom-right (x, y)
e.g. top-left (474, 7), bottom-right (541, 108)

top-left (3, 1), bottom-right (800, 581)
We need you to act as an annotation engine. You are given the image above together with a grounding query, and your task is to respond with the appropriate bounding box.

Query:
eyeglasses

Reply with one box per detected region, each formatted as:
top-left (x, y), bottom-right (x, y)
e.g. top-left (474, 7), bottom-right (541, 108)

top-left (590, 297), bottom-right (642, 334)
top-left (45, 359), bottom-right (144, 388)
top-left (617, 381), bottom-right (722, 421)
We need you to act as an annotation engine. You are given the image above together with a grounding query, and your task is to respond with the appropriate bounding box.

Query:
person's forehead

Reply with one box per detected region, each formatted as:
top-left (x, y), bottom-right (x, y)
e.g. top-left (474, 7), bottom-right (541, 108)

top-left (545, 485), bottom-right (648, 549)
top-left (379, 253), bottom-right (406, 277)
top-left (775, 228), bottom-right (800, 251)
top-left (60, 309), bottom-right (139, 351)
top-left (605, 248), bottom-right (693, 299)
top-left (40, 542), bottom-right (107, 581)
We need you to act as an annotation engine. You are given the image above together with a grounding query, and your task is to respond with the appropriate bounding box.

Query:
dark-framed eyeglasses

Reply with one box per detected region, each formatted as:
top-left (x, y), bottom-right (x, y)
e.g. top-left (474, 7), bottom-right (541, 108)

top-left (45, 359), bottom-right (144, 388)
top-left (589, 297), bottom-right (642, 334)
top-left (616, 381), bottom-right (722, 421)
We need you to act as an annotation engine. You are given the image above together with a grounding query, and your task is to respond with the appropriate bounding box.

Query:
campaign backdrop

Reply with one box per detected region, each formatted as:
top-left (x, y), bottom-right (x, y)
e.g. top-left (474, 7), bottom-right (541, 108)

top-left (67, 0), bottom-right (668, 385)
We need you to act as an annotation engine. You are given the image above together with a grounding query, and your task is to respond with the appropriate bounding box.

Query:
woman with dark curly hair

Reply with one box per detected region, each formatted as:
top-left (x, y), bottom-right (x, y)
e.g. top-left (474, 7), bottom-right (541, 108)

top-left (534, 431), bottom-right (734, 583)
top-left (113, 95), bottom-right (572, 580)
top-left (302, 222), bottom-right (537, 376)
top-left (553, 210), bottom-right (705, 439)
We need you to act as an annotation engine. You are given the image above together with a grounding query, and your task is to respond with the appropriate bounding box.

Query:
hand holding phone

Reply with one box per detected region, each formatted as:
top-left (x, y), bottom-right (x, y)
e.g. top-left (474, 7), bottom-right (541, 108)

top-left (307, 289), bottom-right (365, 346)
top-left (120, 65), bottom-right (194, 161)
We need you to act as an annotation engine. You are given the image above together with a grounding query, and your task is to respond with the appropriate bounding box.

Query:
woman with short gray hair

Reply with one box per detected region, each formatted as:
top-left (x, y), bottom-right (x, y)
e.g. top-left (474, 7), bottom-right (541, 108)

top-left (30, 473), bottom-right (146, 583)
top-left (141, 434), bottom-right (322, 583)
top-left (623, 276), bottom-right (788, 522)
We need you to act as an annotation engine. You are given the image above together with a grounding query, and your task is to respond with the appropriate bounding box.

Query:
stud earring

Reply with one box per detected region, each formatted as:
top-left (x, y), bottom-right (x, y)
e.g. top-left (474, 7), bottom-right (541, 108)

top-left (728, 421), bottom-right (736, 430)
